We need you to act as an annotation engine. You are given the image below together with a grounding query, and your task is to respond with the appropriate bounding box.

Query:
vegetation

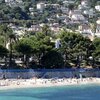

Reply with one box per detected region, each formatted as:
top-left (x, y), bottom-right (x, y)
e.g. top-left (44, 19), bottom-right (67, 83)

top-left (0, 0), bottom-right (99, 69)
top-left (92, 38), bottom-right (100, 61)
top-left (0, 24), bottom-right (99, 69)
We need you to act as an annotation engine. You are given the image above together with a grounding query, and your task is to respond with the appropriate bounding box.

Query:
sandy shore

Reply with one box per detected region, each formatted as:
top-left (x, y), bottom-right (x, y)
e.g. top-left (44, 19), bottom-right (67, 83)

top-left (0, 78), bottom-right (100, 90)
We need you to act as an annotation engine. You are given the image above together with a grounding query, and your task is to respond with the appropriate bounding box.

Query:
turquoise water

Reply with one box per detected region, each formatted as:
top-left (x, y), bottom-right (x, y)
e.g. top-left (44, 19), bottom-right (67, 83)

top-left (0, 85), bottom-right (100, 100)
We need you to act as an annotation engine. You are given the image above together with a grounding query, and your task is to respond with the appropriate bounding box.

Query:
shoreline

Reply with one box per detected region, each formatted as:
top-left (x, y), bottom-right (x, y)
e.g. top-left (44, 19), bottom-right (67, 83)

top-left (0, 78), bottom-right (100, 90)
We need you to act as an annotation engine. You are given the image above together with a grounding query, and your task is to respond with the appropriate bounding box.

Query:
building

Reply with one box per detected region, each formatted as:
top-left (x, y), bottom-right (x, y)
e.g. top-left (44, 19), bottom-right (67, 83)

top-left (95, 5), bottom-right (100, 12)
top-left (78, 24), bottom-right (93, 35)
top-left (61, 7), bottom-right (69, 14)
top-left (27, 25), bottom-right (41, 32)
top-left (5, 0), bottom-right (14, 2)
top-left (81, 0), bottom-right (89, 7)
top-left (37, 3), bottom-right (45, 11)
top-left (63, 0), bottom-right (75, 6)
top-left (71, 14), bottom-right (85, 21)
top-left (83, 9), bottom-right (95, 18)
top-left (56, 14), bottom-right (68, 20)
top-left (95, 19), bottom-right (100, 37)
top-left (16, 0), bottom-right (22, 3)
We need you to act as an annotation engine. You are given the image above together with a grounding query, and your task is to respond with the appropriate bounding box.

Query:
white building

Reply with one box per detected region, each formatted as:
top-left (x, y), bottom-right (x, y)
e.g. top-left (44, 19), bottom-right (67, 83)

top-left (95, 19), bottom-right (100, 37)
top-left (16, 0), bottom-right (22, 3)
top-left (81, 0), bottom-right (89, 7)
top-left (27, 25), bottom-right (41, 32)
top-left (78, 0), bottom-right (90, 10)
top-left (83, 9), bottom-right (95, 18)
top-left (71, 14), bottom-right (85, 21)
top-left (49, 23), bottom-right (60, 33)
top-left (56, 14), bottom-right (68, 20)
top-left (5, 0), bottom-right (14, 2)
top-left (5, 0), bottom-right (22, 3)
top-left (29, 7), bottom-right (34, 12)
top-left (63, 0), bottom-right (75, 5)
top-left (37, 3), bottom-right (45, 10)
top-left (78, 24), bottom-right (93, 35)
top-left (61, 7), bottom-right (69, 14)
top-left (45, 4), bottom-right (60, 8)
top-left (95, 5), bottom-right (100, 12)
top-left (78, 5), bottom-right (84, 10)
top-left (69, 10), bottom-right (81, 17)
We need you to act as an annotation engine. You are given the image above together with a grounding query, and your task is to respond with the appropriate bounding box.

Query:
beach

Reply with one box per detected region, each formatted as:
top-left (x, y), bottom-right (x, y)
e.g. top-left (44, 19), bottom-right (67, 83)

top-left (0, 78), bottom-right (100, 90)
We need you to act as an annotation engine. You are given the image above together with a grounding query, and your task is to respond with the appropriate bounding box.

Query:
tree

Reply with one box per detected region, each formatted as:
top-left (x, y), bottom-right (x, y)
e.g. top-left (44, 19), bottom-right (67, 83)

top-left (68, 4), bottom-right (74, 10)
top-left (14, 32), bottom-right (54, 68)
top-left (0, 45), bottom-right (8, 68)
top-left (0, 24), bottom-right (17, 67)
top-left (29, 32), bottom-right (54, 66)
top-left (24, 2), bottom-right (31, 13)
top-left (92, 38), bottom-right (100, 64)
top-left (41, 50), bottom-right (64, 69)
top-left (0, 24), bottom-right (12, 46)
top-left (10, 6), bottom-right (29, 20)
top-left (0, 45), bottom-right (8, 57)
top-left (41, 25), bottom-right (52, 36)
top-left (8, 34), bottom-right (19, 67)
top-left (0, 24), bottom-right (19, 67)
top-left (59, 31), bottom-right (92, 67)
top-left (14, 38), bottom-right (34, 68)
top-left (0, 36), bottom-right (5, 46)
top-left (0, 4), bottom-right (11, 20)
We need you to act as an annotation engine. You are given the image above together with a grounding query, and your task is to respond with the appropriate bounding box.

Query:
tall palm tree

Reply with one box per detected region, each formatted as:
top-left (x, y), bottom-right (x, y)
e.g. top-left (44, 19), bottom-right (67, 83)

top-left (0, 24), bottom-right (19, 68)
top-left (0, 24), bottom-right (12, 46)
top-left (8, 33), bottom-right (19, 68)
top-left (0, 45), bottom-right (8, 68)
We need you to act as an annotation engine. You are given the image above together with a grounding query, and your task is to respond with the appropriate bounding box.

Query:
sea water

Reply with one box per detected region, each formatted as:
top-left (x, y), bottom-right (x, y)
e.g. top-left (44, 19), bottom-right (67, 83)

top-left (0, 84), bottom-right (100, 100)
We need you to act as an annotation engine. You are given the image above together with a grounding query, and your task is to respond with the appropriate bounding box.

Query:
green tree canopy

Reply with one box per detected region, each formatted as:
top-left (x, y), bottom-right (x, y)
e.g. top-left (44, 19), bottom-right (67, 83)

top-left (41, 50), bottom-right (64, 68)
top-left (14, 38), bottom-right (34, 55)
top-left (0, 45), bottom-right (8, 57)
top-left (93, 38), bottom-right (100, 60)
top-left (59, 31), bottom-right (92, 67)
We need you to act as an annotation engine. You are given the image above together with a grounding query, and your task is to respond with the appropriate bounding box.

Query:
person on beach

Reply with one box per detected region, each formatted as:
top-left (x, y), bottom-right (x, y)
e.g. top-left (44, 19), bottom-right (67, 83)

top-left (2, 74), bottom-right (6, 80)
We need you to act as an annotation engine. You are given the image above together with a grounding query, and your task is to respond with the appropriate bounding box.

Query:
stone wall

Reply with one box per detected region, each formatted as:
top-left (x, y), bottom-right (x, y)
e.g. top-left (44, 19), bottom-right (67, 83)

top-left (0, 69), bottom-right (100, 79)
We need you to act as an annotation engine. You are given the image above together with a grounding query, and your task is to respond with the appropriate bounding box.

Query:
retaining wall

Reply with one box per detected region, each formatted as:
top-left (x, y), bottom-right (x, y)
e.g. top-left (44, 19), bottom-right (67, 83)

top-left (0, 69), bottom-right (100, 79)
